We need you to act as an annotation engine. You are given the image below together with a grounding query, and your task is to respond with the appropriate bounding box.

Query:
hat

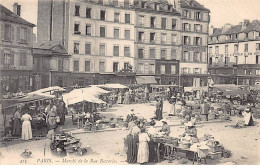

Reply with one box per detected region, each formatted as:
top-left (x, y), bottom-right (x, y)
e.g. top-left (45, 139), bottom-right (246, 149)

top-left (184, 121), bottom-right (194, 127)
top-left (245, 108), bottom-right (251, 112)
top-left (131, 109), bottom-right (134, 112)
top-left (161, 119), bottom-right (168, 124)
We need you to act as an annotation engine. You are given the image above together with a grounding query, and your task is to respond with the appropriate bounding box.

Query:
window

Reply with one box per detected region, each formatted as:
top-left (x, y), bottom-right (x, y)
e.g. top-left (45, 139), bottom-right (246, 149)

top-left (194, 68), bottom-right (200, 74)
top-left (75, 5), bottom-right (80, 16)
top-left (209, 47), bottom-right (212, 54)
top-left (125, 14), bottom-right (130, 23)
top-left (124, 62), bottom-right (129, 69)
top-left (19, 51), bottom-right (26, 66)
top-left (171, 65), bottom-right (176, 74)
top-left (234, 44), bottom-right (238, 53)
top-left (224, 56), bottom-right (228, 65)
top-left (138, 49), bottom-right (144, 59)
top-left (183, 10), bottom-right (188, 18)
top-left (85, 61), bottom-right (90, 72)
top-left (138, 63), bottom-right (144, 73)
top-left (256, 70), bottom-right (260, 75)
top-left (114, 28), bottom-right (120, 39)
top-left (124, 47), bottom-right (130, 57)
top-left (2, 51), bottom-right (14, 65)
top-left (85, 43), bottom-right (91, 54)
top-left (74, 24), bottom-right (80, 34)
top-left (151, 17), bottom-right (156, 28)
top-left (4, 24), bottom-right (11, 41)
top-left (161, 34), bottom-right (166, 44)
top-left (195, 24), bottom-right (202, 32)
top-left (183, 51), bottom-right (188, 62)
top-left (161, 49), bottom-right (166, 59)
top-left (194, 52), bottom-right (200, 62)
top-left (195, 12), bottom-right (201, 20)
top-left (99, 61), bottom-right (105, 72)
top-left (215, 46), bottom-right (219, 54)
top-left (150, 48), bottom-right (155, 59)
top-left (160, 65), bottom-right (165, 74)
top-left (244, 43), bottom-right (248, 52)
top-left (182, 67), bottom-right (188, 74)
top-left (215, 57), bottom-right (219, 64)
top-left (225, 45), bottom-right (228, 53)
top-left (171, 34), bottom-right (177, 44)
top-left (113, 62), bottom-right (119, 72)
top-left (195, 37), bottom-right (201, 45)
top-left (150, 33), bottom-right (155, 43)
top-left (100, 26), bottom-right (106, 37)
top-left (172, 19), bottom-right (177, 30)
top-left (138, 15), bottom-right (144, 26)
top-left (113, 0), bottom-right (118, 6)
top-left (141, 1), bottom-right (146, 8)
top-left (125, 30), bottom-right (130, 40)
top-left (100, 44), bottom-right (105, 56)
top-left (245, 56), bottom-right (248, 64)
top-left (245, 33), bottom-right (248, 38)
top-left (73, 60), bottom-right (79, 71)
top-left (20, 27), bottom-right (27, 42)
top-left (86, 24), bottom-right (91, 36)
top-left (86, 8), bottom-right (91, 18)
top-left (114, 12), bottom-right (120, 22)
top-left (149, 64), bottom-right (155, 74)
top-left (64, 59), bottom-right (70, 71)
top-left (256, 43), bottom-right (260, 50)
top-left (171, 49), bottom-right (176, 59)
top-left (138, 32), bottom-right (144, 42)
top-left (184, 23), bottom-right (189, 31)
top-left (184, 36), bottom-right (189, 45)
top-left (113, 46), bottom-right (119, 56)
top-left (74, 42), bottom-right (79, 54)
top-left (256, 55), bottom-right (260, 64)
top-left (100, 10), bottom-right (105, 20)
top-left (161, 18), bottom-right (166, 29)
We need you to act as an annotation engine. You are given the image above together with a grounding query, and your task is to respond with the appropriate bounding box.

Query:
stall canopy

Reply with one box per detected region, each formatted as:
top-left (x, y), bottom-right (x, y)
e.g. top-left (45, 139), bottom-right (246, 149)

top-left (62, 87), bottom-right (107, 107)
top-left (92, 83), bottom-right (128, 89)
top-left (28, 86), bottom-right (66, 95)
top-left (136, 76), bottom-right (157, 85)
top-left (212, 84), bottom-right (250, 96)
top-left (184, 86), bottom-right (208, 92)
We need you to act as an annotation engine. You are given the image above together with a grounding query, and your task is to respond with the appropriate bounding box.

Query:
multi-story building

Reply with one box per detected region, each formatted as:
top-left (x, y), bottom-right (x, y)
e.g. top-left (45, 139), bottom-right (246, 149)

top-left (33, 41), bottom-right (72, 90)
top-left (0, 3), bottom-right (35, 93)
top-left (37, 0), bottom-right (136, 85)
top-left (208, 20), bottom-right (260, 85)
top-left (133, 0), bottom-right (182, 85)
top-left (174, 0), bottom-right (210, 87)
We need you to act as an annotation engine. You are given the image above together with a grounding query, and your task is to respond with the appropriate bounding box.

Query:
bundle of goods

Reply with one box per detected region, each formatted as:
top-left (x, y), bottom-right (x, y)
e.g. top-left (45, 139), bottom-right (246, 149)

top-left (51, 132), bottom-right (86, 157)
top-left (205, 138), bottom-right (224, 160)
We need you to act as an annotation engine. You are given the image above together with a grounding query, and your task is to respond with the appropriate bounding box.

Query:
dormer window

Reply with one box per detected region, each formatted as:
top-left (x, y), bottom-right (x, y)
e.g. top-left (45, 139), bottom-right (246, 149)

top-left (245, 33), bottom-right (249, 38)
top-left (168, 5), bottom-right (172, 12)
top-left (141, 1), bottom-right (146, 8)
top-left (183, 10), bottom-right (188, 18)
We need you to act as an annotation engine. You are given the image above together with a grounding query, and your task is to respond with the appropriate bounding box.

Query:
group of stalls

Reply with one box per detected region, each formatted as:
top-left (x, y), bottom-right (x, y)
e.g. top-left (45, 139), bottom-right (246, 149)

top-left (1, 86), bottom-right (66, 137)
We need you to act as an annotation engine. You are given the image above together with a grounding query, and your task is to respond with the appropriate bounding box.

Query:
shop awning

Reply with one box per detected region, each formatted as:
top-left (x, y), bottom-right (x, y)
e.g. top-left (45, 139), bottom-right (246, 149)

top-left (136, 76), bottom-right (158, 85)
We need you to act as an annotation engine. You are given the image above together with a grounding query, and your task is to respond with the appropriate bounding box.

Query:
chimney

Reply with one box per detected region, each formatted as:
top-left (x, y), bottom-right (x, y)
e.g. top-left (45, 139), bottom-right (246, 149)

top-left (222, 23), bottom-right (232, 34)
top-left (209, 26), bottom-right (214, 35)
top-left (13, 2), bottom-right (21, 16)
top-left (242, 19), bottom-right (250, 29)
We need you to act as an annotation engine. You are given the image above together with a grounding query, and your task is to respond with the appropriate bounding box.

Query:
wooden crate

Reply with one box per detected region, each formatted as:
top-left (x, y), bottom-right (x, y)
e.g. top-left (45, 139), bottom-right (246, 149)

top-left (208, 152), bottom-right (222, 160)
top-left (209, 145), bottom-right (224, 153)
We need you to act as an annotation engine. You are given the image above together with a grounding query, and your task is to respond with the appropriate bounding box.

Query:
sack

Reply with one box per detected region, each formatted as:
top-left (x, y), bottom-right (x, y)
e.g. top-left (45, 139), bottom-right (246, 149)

top-left (56, 116), bottom-right (60, 123)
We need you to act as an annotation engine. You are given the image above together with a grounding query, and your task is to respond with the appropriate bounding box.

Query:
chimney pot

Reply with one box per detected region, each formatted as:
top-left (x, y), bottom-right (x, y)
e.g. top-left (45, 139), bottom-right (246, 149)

top-left (13, 2), bottom-right (21, 16)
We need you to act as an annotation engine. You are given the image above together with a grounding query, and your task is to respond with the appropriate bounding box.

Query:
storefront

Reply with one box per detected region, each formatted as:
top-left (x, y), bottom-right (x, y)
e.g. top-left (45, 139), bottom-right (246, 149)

top-left (1, 70), bottom-right (33, 93)
top-left (180, 74), bottom-right (209, 87)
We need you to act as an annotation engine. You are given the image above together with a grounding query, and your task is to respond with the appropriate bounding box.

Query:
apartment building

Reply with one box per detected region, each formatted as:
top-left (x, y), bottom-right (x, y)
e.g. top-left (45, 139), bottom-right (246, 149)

top-left (0, 4), bottom-right (35, 93)
top-left (208, 20), bottom-right (260, 85)
top-left (134, 0), bottom-right (181, 85)
top-left (174, 0), bottom-right (210, 87)
top-left (37, 0), bottom-right (136, 85)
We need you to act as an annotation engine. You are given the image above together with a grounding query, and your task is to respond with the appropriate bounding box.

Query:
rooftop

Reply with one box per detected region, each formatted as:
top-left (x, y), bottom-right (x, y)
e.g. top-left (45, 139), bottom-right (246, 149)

top-left (179, 0), bottom-right (210, 12)
top-left (0, 4), bottom-right (35, 27)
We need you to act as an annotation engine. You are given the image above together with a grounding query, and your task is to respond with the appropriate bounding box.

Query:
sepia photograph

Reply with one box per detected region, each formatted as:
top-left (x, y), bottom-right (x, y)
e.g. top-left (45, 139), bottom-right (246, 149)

top-left (0, 0), bottom-right (260, 166)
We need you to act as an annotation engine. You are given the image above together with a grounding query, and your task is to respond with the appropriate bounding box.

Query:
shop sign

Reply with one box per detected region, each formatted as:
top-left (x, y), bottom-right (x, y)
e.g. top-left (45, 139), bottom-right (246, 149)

top-left (183, 46), bottom-right (206, 52)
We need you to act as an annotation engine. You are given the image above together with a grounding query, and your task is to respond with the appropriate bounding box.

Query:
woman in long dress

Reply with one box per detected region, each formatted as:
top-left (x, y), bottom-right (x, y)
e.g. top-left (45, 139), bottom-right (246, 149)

top-left (46, 107), bottom-right (58, 130)
top-left (137, 128), bottom-right (150, 164)
top-left (12, 105), bottom-right (22, 137)
top-left (126, 121), bottom-right (141, 164)
top-left (21, 112), bottom-right (33, 140)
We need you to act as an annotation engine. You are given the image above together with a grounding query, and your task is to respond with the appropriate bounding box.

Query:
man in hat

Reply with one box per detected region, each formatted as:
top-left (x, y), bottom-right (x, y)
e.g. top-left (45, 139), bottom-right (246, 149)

top-left (159, 119), bottom-right (170, 136)
top-left (242, 108), bottom-right (254, 126)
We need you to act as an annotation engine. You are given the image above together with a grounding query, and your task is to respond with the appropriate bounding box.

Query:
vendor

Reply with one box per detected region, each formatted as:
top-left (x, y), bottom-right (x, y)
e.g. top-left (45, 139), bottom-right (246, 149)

top-left (159, 119), bottom-right (170, 136)
top-left (182, 121), bottom-right (197, 138)
top-left (242, 108), bottom-right (254, 126)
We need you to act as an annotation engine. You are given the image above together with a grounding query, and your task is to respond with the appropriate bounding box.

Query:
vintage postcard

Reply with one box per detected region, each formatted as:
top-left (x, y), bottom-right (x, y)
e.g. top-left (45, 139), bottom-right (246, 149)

top-left (0, 0), bottom-right (260, 166)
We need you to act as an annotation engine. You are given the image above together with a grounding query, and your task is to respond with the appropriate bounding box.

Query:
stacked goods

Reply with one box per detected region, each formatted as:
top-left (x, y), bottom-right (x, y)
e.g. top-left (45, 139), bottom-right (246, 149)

top-left (205, 138), bottom-right (225, 160)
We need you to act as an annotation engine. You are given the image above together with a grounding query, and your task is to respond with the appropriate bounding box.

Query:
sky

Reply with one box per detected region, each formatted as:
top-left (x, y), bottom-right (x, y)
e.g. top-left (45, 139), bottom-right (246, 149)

top-left (1, 0), bottom-right (260, 33)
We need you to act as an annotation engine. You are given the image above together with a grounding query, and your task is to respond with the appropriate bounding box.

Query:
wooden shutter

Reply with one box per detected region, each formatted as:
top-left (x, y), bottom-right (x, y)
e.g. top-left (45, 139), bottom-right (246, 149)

top-left (10, 51), bottom-right (14, 65)
top-left (1, 24), bottom-right (4, 40)
top-left (182, 23), bottom-right (184, 31)
top-left (200, 25), bottom-right (203, 33)
top-left (27, 28), bottom-right (31, 43)
top-left (188, 52), bottom-right (191, 61)
top-left (188, 11), bottom-right (191, 18)
top-left (193, 37), bottom-right (196, 46)
top-left (188, 36), bottom-right (191, 45)
top-left (0, 50), bottom-right (4, 65)
top-left (200, 37), bottom-right (202, 45)
top-left (11, 26), bottom-right (15, 41)
top-left (200, 52), bottom-right (202, 62)
top-left (17, 27), bottom-right (20, 42)
top-left (189, 24), bottom-right (191, 31)
top-left (201, 12), bottom-right (204, 21)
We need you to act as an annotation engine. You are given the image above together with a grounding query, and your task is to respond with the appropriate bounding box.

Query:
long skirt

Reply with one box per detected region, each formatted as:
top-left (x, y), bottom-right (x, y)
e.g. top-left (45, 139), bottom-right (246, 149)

top-left (156, 108), bottom-right (163, 121)
top-left (12, 118), bottom-right (21, 136)
top-left (137, 141), bottom-right (149, 164)
top-left (126, 135), bottom-right (139, 163)
top-left (22, 121), bottom-right (32, 140)
top-left (59, 113), bottom-right (65, 125)
top-left (149, 140), bottom-right (157, 162)
top-left (47, 117), bottom-right (57, 130)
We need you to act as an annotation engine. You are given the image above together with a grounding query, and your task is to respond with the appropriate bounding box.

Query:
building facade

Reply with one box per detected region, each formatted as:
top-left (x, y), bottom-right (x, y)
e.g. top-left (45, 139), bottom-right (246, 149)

top-left (0, 4), bottom-right (35, 93)
top-left (208, 20), bottom-right (260, 85)
top-left (133, 0), bottom-right (182, 85)
top-left (174, 0), bottom-right (210, 87)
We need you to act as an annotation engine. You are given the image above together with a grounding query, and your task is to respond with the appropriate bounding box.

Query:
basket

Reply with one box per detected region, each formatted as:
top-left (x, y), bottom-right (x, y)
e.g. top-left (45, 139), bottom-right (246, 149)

top-left (179, 143), bottom-right (191, 149)
top-left (208, 152), bottom-right (222, 160)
